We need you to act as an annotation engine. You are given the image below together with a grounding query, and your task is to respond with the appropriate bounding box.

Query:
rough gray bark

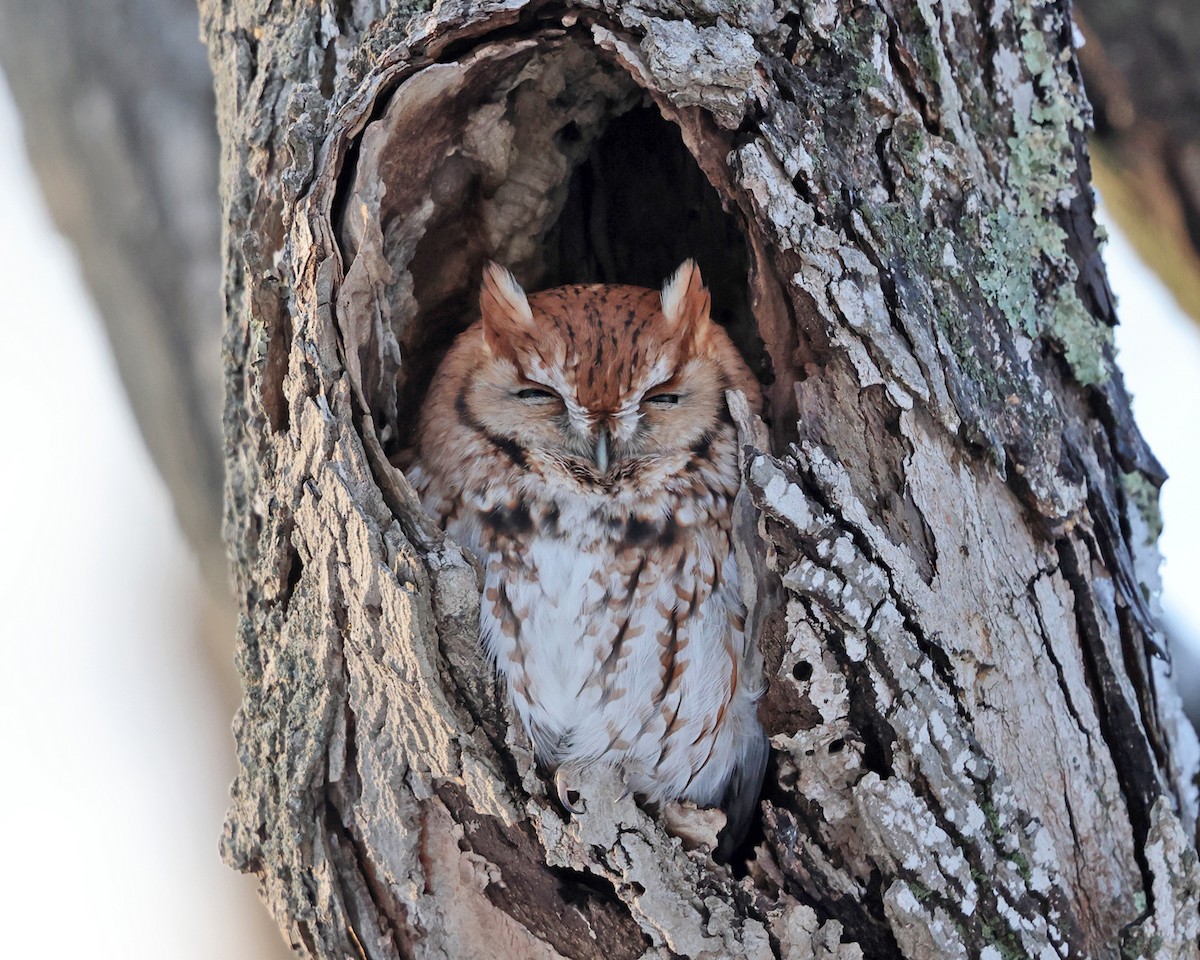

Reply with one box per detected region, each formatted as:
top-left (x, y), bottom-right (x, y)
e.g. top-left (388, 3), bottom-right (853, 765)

top-left (0, 0), bottom-right (228, 599)
top-left (204, 2), bottom-right (1200, 959)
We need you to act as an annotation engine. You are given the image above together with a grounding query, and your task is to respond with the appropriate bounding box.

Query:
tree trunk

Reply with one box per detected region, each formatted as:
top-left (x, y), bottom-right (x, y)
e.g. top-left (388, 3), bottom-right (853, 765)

top-left (204, 2), bottom-right (1200, 958)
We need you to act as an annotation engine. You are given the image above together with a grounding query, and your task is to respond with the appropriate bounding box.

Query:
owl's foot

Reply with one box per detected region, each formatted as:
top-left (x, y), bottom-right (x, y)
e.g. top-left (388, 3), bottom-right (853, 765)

top-left (554, 768), bottom-right (585, 815)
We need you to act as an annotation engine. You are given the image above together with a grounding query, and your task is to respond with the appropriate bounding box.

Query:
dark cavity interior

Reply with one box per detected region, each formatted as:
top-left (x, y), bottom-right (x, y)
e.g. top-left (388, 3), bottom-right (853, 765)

top-left (541, 107), bottom-right (767, 384)
top-left (333, 35), bottom-right (779, 458)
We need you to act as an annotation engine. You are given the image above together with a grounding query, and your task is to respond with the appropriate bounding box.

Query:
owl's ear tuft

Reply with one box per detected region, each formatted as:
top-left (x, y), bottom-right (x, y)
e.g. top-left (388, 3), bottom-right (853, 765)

top-left (480, 261), bottom-right (533, 356)
top-left (660, 259), bottom-right (713, 350)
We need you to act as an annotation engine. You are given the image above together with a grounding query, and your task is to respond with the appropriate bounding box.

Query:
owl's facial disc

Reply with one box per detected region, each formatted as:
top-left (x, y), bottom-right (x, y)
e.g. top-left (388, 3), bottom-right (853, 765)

top-left (465, 345), bottom-right (732, 484)
top-left (465, 261), bottom-right (758, 484)
top-left (582, 357), bottom-right (728, 472)
top-left (463, 361), bottom-right (611, 478)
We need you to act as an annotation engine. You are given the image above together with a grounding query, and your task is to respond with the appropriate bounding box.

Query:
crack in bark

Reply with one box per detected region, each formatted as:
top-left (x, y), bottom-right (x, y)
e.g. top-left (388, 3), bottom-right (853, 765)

top-left (876, 4), bottom-right (942, 135)
top-left (325, 797), bottom-right (412, 960)
top-left (436, 783), bottom-right (650, 960)
top-left (1055, 535), bottom-right (1158, 910)
top-left (784, 444), bottom-right (966, 718)
top-left (1026, 568), bottom-right (1093, 741)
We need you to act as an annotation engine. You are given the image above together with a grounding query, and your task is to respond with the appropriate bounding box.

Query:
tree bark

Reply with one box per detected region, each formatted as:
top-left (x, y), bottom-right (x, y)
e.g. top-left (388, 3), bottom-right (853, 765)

top-left (204, 2), bottom-right (1200, 958)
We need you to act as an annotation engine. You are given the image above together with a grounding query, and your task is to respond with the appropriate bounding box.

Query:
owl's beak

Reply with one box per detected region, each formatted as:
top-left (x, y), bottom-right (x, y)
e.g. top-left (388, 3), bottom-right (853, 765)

top-left (594, 429), bottom-right (610, 473)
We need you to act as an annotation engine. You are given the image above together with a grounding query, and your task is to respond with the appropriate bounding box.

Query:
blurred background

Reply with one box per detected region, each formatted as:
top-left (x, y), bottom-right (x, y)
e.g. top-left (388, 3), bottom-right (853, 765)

top-left (0, 1), bottom-right (1197, 957)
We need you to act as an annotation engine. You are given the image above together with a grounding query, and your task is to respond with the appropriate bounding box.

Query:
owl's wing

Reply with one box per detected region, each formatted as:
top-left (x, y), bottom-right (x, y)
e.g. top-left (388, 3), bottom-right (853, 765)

top-left (716, 724), bottom-right (768, 862)
top-left (717, 400), bottom-right (776, 862)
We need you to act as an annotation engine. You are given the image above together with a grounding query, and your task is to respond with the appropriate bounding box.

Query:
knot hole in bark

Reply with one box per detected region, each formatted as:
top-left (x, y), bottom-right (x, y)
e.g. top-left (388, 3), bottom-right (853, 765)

top-left (330, 29), bottom-right (798, 460)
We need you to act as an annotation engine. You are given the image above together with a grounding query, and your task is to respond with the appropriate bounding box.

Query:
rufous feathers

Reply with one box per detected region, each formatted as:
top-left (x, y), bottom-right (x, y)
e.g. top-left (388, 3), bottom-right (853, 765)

top-left (480, 261), bottom-right (534, 356)
top-left (660, 259), bottom-right (715, 352)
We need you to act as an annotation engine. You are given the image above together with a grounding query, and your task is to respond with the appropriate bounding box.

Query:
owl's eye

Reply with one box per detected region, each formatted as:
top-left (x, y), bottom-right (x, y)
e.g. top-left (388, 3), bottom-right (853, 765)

top-left (644, 393), bottom-right (681, 406)
top-left (515, 387), bottom-right (560, 402)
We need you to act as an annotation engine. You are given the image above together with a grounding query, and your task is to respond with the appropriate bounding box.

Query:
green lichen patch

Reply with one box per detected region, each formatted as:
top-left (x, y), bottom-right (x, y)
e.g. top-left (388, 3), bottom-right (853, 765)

top-left (979, 1), bottom-right (1111, 387)
top-left (1121, 470), bottom-right (1164, 544)
top-left (976, 207), bottom-right (1041, 338)
top-left (1052, 292), bottom-right (1111, 386)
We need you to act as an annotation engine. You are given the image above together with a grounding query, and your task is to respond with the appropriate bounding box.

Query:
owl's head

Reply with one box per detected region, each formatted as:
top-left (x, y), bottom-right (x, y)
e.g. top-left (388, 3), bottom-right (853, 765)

top-left (452, 260), bottom-right (761, 479)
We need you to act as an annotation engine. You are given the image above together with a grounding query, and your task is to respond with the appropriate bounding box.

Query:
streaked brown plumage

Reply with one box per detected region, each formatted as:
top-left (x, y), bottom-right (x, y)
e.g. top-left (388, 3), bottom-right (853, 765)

top-left (408, 260), bottom-right (767, 853)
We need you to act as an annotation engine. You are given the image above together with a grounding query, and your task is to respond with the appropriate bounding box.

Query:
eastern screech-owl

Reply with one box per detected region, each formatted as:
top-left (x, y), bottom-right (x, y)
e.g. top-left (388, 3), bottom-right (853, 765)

top-left (408, 260), bottom-right (767, 850)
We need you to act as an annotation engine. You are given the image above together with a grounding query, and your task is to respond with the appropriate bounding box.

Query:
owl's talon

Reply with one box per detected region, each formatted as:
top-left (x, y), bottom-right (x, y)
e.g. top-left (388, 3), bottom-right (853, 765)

top-left (555, 769), bottom-right (585, 815)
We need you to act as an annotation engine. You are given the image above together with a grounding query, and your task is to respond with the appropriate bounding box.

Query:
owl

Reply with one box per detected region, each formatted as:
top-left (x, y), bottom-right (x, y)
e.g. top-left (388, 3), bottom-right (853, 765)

top-left (408, 260), bottom-right (767, 854)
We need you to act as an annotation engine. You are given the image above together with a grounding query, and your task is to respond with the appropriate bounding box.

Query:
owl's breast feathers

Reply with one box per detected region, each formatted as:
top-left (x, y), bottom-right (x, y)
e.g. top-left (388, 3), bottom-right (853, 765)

top-left (417, 428), bottom-right (763, 810)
